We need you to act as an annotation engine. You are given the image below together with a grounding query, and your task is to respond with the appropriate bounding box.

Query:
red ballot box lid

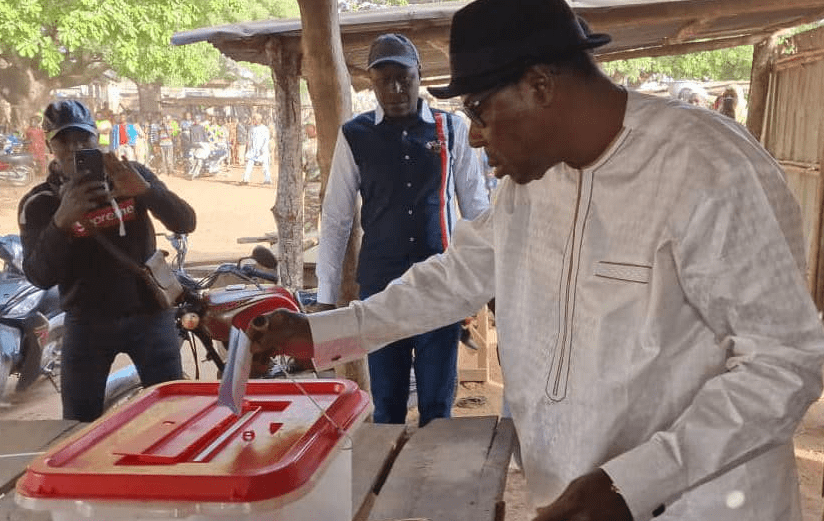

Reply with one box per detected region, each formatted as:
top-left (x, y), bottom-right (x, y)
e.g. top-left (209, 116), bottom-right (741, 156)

top-left (17, 379), bottom-right (370, 503)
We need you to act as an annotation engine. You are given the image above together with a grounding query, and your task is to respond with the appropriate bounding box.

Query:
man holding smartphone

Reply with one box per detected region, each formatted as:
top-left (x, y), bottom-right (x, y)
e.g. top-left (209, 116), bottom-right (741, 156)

top-left (17, 100), bottom-right (197, 421)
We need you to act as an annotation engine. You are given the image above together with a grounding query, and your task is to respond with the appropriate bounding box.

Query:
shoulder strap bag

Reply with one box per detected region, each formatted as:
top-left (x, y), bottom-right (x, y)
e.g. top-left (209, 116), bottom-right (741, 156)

top-left (93, 233), bottom-right (183, 310)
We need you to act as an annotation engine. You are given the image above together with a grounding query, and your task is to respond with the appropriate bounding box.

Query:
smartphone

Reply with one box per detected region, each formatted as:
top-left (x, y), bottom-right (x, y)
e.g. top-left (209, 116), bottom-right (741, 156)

top-left (74, 148), bottom-right (106, 182)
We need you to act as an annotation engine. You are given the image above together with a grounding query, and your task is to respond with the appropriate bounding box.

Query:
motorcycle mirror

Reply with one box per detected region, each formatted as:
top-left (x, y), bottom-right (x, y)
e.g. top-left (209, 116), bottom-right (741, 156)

top-left (250, 246), bottom-right (278, 270)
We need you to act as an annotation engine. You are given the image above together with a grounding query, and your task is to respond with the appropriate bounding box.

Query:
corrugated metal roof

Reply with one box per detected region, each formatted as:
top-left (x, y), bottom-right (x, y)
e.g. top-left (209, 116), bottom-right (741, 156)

top-left (171, 0), bottom-right (824, 88)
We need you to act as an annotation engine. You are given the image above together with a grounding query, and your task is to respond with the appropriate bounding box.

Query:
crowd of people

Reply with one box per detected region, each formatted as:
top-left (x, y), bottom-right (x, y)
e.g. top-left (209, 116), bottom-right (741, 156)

top-left (93, 109), bottom-right (272, 177)
top-left (676, 85), bottom-right (746, 122)
top-left (4, 108), bottom-right (295, 183)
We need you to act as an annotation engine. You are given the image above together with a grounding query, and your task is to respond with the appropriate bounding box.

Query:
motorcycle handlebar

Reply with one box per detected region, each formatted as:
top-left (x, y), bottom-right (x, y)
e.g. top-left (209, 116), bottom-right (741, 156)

top-left (240, 266), bottom-right (278, 283)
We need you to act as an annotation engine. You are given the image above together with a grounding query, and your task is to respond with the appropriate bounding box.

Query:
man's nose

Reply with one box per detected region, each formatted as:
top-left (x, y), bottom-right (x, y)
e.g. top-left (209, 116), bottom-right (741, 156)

top-left (389, 80), bottom-right (403, 93)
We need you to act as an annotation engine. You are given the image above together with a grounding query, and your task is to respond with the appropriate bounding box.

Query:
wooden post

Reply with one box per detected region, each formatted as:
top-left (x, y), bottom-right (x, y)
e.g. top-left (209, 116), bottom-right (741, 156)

top-left (297, 0), bottom-right (352, 203)
top-left (459, 306), bottom-right (493, 383)
top-left (813, 129), bottom-right (824, 310)
top-left (297, 0), bottom-right (369, 392)
top-left (746, 34), bottom-right (778, 141)
top-left (266, 37), bottom-right (304, 290)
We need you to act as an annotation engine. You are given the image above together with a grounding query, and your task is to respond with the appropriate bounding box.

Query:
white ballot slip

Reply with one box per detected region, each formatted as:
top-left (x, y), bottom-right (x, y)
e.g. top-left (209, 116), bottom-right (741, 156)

top-left (218, 326), bottom-right (253, 415)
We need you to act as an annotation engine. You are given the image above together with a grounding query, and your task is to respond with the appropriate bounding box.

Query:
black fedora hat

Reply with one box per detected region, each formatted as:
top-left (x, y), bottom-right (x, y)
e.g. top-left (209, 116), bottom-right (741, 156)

top-left (428, 0), bottom-right (610, 99)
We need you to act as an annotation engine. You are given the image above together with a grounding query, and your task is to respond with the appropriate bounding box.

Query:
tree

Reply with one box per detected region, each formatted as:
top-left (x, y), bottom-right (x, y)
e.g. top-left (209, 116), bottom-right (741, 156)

top-left (0, 0), bottom-right (299, 125)
top-left (601, 46), bottom-right (755, 86)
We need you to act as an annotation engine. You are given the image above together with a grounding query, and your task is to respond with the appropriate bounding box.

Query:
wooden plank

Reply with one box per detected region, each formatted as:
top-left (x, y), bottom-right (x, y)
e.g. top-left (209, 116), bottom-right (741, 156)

top-left (477, 418), bottom-right (516, 508)
top-left (0, 420), bottom-right (80, 494)
top-left (458, 368), bottom-right (489, 383)
top-left (352, 423), bottom-right (408, 521)
top-left (367, 416), bottom-right (506, 521)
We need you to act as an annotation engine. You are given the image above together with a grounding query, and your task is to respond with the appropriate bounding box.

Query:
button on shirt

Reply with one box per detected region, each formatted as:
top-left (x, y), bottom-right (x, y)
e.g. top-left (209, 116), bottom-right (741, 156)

top-left (308, 90), bottom-right (824, 520)
top-left (317, 99), bottom-right (488, 304)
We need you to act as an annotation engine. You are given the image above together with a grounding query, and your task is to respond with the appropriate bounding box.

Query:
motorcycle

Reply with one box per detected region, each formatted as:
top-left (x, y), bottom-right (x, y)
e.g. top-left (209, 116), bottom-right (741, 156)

top-left (0, 235), bottom-right (64, 402)
top-left (0, 135), bottom-right (34, 186)
top-left (104, 234), bottom-right (311, 407)
top-left (188, 141), bottom-right (228, 180)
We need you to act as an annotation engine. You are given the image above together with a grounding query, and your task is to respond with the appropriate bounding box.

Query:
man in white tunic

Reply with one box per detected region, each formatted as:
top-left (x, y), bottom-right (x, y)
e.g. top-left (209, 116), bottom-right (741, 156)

top-left (242, 113), bottom-right (271, 185)
top-left (248, 0), bottom-right (824, 519)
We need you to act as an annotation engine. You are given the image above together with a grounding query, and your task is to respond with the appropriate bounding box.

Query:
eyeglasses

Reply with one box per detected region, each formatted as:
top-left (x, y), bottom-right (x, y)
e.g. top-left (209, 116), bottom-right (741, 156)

top-left (461, 84), bottom-right (508, 128)
top-left (373, 74), bottom-right (416, 93)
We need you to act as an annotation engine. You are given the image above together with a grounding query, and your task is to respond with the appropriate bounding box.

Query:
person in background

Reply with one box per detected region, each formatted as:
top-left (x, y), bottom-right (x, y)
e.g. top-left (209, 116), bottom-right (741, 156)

top-left (228, 116), bottom-right (239, 166)
top-left (189, 115), bottom-right (208, 147)
top-left (235, 115), bottom-right (248, 167)
top-left (718, 87), bottom-right (738, 119)
top-left (111, 113), bottom-right (137, 161)
top-left (23, 115), bottom-right (48, 179)
top-left (158, 114), bottom-right (175, 176)
top-left (247, 0), bottom-right (824, 520)
top-left (136, 116), bottom-right (149, 165)
top-left (312, 33), bottom-right (488, 427)
top-left (18, 100), bottom-right (196, 422)
top-left (302, 122), bottom-right (320, 182)
top-left (187, 115), bottom-right (210, 179)
top-left (242, 113), bottom-right (272, 185)
top-left (148, 114), bottom-right (161, 166)
top-left (178, 112), bottom-right (193, 160)
top-left (480, 149), bottom-right (497, 201)
top-left (95, 111), bottom-right (113, 152)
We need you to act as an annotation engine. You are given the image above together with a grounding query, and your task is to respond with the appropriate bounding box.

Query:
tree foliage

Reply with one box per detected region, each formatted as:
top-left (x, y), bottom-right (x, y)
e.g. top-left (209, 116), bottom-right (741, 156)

top-left (0, 0), bottom-right (303, 118)
top-left (601, 46), bottom-right (755, 86)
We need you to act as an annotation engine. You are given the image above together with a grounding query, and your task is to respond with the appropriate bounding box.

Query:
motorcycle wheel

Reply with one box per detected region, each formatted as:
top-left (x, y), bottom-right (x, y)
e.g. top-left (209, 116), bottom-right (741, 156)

top-left (41, 330), bottom-right (63, 391)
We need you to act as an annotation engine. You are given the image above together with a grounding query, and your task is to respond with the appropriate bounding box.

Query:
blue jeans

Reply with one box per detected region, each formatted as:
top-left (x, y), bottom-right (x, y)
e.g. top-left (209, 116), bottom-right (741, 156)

top-left (61, 310), bottom-right (182, 421)
top-left (367, 322), bottom-right (460, 427)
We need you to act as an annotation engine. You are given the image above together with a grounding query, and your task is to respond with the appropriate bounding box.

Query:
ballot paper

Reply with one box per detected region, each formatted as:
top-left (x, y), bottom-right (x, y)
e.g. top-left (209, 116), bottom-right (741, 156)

top-left (217, 327), bottom-right (252, 415)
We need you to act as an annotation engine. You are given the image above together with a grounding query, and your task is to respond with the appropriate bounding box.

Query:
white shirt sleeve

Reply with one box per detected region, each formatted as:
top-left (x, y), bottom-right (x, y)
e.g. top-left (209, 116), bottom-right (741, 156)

top-left (450, 115), bottom-right (489, 220)
top-left (315, 129), bottom-right (360, 305)
top-left (308, 208), bottom-right (496, 369)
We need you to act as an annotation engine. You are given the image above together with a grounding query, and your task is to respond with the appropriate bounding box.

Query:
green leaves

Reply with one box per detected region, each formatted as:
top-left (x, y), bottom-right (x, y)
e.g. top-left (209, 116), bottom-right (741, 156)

top-left (0, 0), bottom-right (301, 87)
top-left (601, 46), bottom-right (755, 85)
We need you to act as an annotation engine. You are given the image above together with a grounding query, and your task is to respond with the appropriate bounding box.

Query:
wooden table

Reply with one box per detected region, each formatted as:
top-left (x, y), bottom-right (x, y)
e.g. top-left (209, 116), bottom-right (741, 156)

top-left (0, 416), bottom-right (514, 521)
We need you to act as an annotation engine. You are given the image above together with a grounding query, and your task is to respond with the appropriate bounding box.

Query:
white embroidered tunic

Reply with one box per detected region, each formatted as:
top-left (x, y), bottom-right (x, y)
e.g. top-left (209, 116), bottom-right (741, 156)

top-left (308, 90), bottom-right (824, 520)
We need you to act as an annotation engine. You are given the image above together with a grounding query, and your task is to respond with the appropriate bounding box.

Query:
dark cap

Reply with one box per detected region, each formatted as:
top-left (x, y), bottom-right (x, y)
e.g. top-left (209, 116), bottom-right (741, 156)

top-left (367, 33), bottom-right (420, 70)
top-left (428, 0), bottom-right (610, 98)
top-left (42, 100), bottom-right (98, 141)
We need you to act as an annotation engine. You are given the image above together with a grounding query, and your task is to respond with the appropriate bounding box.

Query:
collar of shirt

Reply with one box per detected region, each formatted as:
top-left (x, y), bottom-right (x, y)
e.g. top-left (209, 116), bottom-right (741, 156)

top-left (374, 97), bottom-right (434, 125)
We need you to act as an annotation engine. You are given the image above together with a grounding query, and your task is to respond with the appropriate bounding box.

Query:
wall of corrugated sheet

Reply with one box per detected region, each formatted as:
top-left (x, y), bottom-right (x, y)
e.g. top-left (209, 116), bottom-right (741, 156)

top-left (762, 27), bottom-right (824, 284)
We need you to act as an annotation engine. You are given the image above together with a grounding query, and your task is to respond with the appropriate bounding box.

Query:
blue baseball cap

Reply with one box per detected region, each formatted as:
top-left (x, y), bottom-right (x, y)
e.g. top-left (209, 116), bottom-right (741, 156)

top-left (42, 100), bottom-right (98, 141)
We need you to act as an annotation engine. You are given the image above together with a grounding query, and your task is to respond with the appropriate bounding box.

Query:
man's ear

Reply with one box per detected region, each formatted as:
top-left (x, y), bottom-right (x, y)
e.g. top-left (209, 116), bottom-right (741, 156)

top-left (523, 65), bottom-right (555, 107)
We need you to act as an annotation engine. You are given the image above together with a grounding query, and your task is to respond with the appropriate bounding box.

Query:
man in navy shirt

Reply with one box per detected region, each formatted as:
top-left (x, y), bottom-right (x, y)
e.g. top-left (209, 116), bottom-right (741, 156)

top-left (315, 34), bottom-right (488, 426)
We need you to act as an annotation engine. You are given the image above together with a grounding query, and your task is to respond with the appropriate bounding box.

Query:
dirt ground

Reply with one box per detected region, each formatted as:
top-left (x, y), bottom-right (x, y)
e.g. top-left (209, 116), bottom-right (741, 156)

top-left (1, 165), bottom-right (824, 520)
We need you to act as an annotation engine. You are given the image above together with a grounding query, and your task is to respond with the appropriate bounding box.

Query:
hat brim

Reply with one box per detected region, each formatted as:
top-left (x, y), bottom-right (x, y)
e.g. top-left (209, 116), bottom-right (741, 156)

top-left (48, 123), bottom-right (98, 141)
top-left (368, 56), bottom-right (420, 70)
top-left (428, 33), bottom-right (611, 99)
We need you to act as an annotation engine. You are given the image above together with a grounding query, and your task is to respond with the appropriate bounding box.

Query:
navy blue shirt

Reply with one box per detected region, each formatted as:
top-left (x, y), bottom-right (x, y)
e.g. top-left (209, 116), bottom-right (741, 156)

top-left (317, 99), bottom-right (488, 303)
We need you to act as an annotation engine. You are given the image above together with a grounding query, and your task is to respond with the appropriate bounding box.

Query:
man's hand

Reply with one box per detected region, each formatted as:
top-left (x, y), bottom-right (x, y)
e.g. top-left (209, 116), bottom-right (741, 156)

top-left (53, 177), bottom-right (109, 231)
top-left (533, 469), bottom-right (633, 521)
top-left (247, 309), bottom-right (315, 376)
top-left (103, 152), bottom-right (150, 198)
